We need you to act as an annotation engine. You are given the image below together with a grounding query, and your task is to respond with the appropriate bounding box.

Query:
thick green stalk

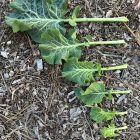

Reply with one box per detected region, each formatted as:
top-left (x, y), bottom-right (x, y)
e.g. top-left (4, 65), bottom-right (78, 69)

top-left (83, 90), bottom-right (131, 95)
top-left (111, 90), bottom-right (131, 94)
top-left (101, 64), bottom-right (128, 71)
top-left (115, 111), bottom-right (128, 115)
top-left (62, 17), bottom-right (128, 22)
top-left (83, 40), bottom-right (126, 46)
top-left (54, 40), bottom-right (126, 49)
top-left (53, 40), bottom-right (126, 50)
top-left (115, 126), bottom-right (128, 131)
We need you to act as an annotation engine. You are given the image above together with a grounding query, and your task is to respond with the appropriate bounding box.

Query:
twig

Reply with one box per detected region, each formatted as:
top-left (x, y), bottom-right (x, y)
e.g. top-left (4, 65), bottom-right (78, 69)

top-left (2, 127), bottom-right (22, 139)
top-left (84, 0), bottom-right (94, 17)
top-left (0, 72), bottom-right (11, 94)
top-left (5, 104), bottom-right (32, 123)
top-left (24, 33), bottom-right (36, 55)
top-left (114, 12), bottom-right (140, 46)
top-left (83, 110), bottom-right (95, 140)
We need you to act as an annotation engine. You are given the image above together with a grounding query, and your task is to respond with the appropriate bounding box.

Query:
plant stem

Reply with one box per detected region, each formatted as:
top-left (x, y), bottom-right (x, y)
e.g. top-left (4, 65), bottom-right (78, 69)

top-left (111, 90), bottom-right (131, 94)
top-left (115, 126), bottom-right (128, 131)
top-left (78, 40), bottom-right (126, 47)
top-left (75, 17), bottom-right (129, 22)
top-left (115, 111), bottom-right (128, 115)
top-left (87, 40), bottom-right (126, 46)
top-left (62, 17), bottom-right (129, 22)
top-left (83, 90), bottom-right (131, 95)
top-left (101, 64), bottom-right (128, 71)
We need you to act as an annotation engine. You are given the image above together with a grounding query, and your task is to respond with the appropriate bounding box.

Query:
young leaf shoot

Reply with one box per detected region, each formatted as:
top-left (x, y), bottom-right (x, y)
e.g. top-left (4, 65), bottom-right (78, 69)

top-left (62, 58), bottom-right (128, 85)
top-left (90, 107), bottom-right (127, 123)
top-left (74, 82), bottom-right (130, 105)
top-left (75, 82), bottom-right (106, 105)
top-left (101, 124), bottom-right (128, 138)
top-left (39, 29), bottom-right (126, 64)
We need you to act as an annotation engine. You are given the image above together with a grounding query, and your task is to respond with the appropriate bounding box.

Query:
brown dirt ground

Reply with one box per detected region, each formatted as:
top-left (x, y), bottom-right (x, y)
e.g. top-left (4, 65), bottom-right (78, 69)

top-left (0, 0), bottom-right (140, 140)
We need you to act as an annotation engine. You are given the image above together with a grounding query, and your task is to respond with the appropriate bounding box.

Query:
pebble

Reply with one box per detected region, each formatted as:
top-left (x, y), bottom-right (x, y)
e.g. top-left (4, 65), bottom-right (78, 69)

top-left (1, 51), bottom-right (8, 58)
top-left (106, 10), bottom-right (113, 17)
top-left (4, 73), bottom-right (9, 79)
top-left (0, 125), bottom-right (5, 135)
top-left (9, 70), bottom-right (14, 77)
top-left (35, 59), bottom-right (43, 71)
top-left (6, 40), bottom-right (12, 45)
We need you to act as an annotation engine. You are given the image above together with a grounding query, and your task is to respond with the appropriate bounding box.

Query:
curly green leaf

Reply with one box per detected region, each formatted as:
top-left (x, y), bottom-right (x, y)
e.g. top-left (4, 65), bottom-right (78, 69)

top-left (101, 124), bottom-right (128, 138)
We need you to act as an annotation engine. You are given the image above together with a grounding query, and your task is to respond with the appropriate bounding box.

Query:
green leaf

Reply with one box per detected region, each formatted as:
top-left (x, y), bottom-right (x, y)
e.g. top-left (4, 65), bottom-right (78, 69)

top-left (90, 107), bottom-right (116, 123)
top-left (85, 35), bottom-right (93, 42)
top-left (74, 87), bottom-right (99, 105)
top-left (5, 0), bottom-right (67, 43)
top-left (84, 82), bottom-right (105, 95)
top-left (69, 19), bottom-right (77, 26)
top-left (72, 6), bottom-right (80, 19)
top-left (39, 29), bottom-right (127, 64)
top-left (62, 57), bottom-right (129, 84)
top-left (101, 124), bottom-right (118, 138)
top-left (74, 82), bottom-right (130, 105)
top-left (108, 89), bottom-right (114, 100)
top-left (62, 58), bottom-right (101, 85)
top-left (68, 29), bottom-right (77, 40)
top-left (39, 29), bottom-right (82, 64)
top-left (74, 82), bottom-right (105, 105)
top-left (101, 124), bottom-right (127, 138)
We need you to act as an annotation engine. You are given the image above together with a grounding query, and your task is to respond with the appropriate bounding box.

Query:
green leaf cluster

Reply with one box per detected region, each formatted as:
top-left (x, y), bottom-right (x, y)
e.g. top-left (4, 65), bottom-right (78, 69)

top-left (39, 29), bottom-right (82, 64)
top-left (62, 58), bottom-right (128, 85)
top-left (101, 124), bottom-right (127, 138)
top-left (5, 0), bottom-right (130, 138)
top-left (6, 0), bottom-right (67, 43)
top-left (90, 107), bottom-right (127, 123)
top-left (75, 81), bottom-right (130, 138)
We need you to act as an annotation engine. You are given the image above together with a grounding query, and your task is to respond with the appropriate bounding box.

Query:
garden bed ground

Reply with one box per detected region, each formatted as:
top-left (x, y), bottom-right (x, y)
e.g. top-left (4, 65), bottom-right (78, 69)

top-left (0, 0), bottom-right (140, 140)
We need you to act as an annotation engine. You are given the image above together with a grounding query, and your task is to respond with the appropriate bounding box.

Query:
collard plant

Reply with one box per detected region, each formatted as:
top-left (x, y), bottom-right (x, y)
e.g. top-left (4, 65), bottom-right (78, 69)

top-left (62, 58), bottom-right (128, 85)
top-left (6, 0), bottom-right (128, 43)
top-left (101, 124), bottom-right (128, 138)
top-left (39, 29), bottom-right (126, 64)
top-left (75, 82), bottom-right (131, 105)
top-left (90, 107), bottom-right (127, 123)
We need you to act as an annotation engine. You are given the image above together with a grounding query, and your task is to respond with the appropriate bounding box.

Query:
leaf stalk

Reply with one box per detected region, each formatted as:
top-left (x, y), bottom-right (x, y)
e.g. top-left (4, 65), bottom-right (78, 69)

top-left (83, 40), bottom-right (126, 46)
top-left (111, 90), bottom-right (131, 94)
top-left (83, 90), bottom-right (131, 95)
top-left (101, 64), bottom-right (128, 71)
top-left (115, 111), bottom-right (128, 115)
top-left (115, 126), bottom-right (128, 131)
top-left (62, 17), bottom-right (129, 22)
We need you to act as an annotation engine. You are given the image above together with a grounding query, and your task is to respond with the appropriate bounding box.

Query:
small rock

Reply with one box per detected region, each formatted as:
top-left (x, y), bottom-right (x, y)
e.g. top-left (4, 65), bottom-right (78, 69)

top-left (106, 10), bottom-right (113, 17)
top-left (9, 70), bottom-right (14, 77)
top-left (117, 95), bottom-right (126, 104)
top-left (4, 73), bottom-right (9, 79)
top-left (1, 51), bottom-right (8, 58)
top-left (32, 88), bottom-right (38, 96)
top-left (0, 86), bottom-right (7, 96)
top-left (35, 59), bottom-right (43, 71)
top-left (12, 77), bottom-right (25, 84)
top-left (138, 15), bottom-right (140, 22)
top-left (70, 107), bottom-right (82, 121)
top-left (135, 1), bottom-right (140, 10)
top-left (124, 58), bottom-right (131, 63)
top-left (0, 125), bottom-right (5, 135)
top-left (7, 41), bottom-right (12, 45)
top-left (115, 70), bottom-right (121, 74)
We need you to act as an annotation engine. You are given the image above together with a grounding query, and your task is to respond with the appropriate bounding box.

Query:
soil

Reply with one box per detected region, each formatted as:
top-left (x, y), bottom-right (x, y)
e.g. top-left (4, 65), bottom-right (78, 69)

top-left (0, 0), bottom-right (140, 140)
